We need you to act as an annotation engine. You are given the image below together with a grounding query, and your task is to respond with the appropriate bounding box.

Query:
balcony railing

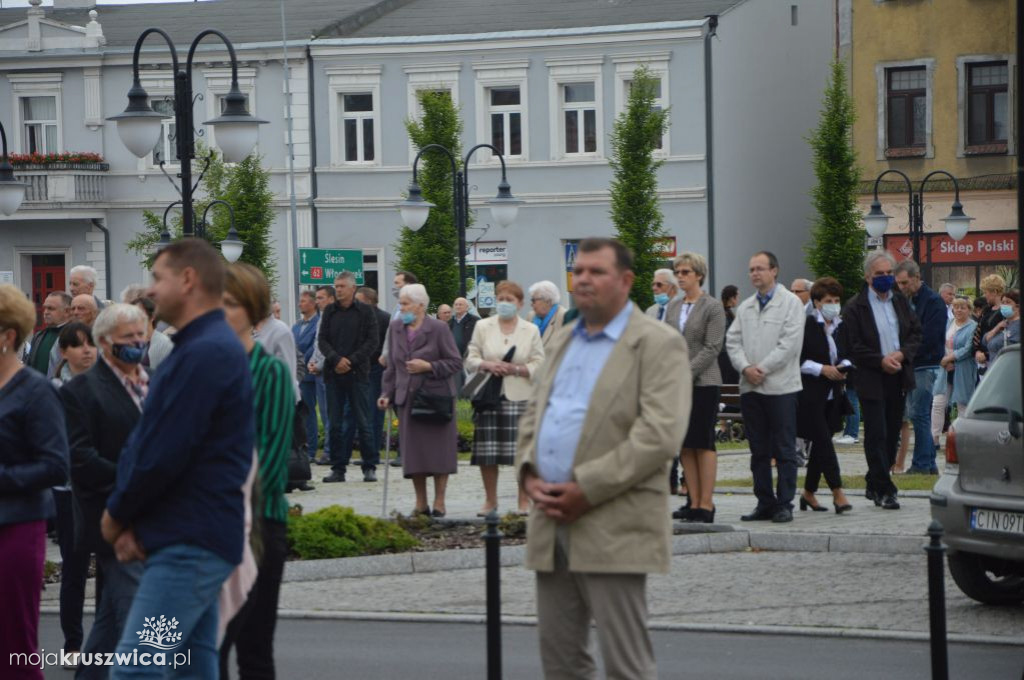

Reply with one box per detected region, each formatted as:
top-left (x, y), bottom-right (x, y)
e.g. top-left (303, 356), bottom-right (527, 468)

top-left (14, 162), bottom-right (109, 203)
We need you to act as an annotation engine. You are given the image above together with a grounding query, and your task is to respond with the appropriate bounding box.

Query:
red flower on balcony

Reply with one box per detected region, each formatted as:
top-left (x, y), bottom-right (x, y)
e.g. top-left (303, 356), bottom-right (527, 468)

top-left (8, 151), bottom-right (105, 166)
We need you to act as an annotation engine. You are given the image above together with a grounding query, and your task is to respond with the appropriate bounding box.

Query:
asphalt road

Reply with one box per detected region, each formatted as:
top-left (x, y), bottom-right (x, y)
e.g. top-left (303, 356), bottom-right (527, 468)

top-left (35, 615), bottom-right (1024, 679)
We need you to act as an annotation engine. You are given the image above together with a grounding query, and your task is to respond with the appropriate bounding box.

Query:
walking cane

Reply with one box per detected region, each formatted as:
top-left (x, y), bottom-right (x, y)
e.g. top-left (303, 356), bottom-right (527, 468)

top-left (381, 407), bottom-right (392, 518)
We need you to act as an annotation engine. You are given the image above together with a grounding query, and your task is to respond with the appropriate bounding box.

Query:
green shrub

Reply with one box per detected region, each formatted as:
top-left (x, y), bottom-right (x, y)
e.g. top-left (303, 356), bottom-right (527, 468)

top-left (287, 505), bottom-right (418, 560)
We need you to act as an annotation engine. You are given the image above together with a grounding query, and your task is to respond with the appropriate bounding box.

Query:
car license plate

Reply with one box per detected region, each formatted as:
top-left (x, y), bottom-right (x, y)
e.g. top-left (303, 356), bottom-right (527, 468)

top-left (970, 508), bottom-right (1024, 536)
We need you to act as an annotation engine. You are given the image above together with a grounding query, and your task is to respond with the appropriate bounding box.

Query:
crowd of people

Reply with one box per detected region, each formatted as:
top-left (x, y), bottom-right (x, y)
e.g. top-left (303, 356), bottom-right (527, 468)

top-left (0, 236), bottom-right (1019, 679)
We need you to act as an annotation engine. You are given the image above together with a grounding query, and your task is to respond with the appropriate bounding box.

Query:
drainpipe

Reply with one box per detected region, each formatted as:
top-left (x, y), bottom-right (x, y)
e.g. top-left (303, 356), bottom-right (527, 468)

top-left (90, 218), bottom-right (112, 302)
top-left (306, 45), bottom-right (319, 246)
top-left (704, 15), bottom-right (718, 295)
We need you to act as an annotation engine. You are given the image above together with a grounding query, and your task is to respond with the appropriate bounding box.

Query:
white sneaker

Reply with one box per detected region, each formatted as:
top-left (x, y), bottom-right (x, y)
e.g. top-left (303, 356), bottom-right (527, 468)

top-left (833, 435), bottom-right (857, 445)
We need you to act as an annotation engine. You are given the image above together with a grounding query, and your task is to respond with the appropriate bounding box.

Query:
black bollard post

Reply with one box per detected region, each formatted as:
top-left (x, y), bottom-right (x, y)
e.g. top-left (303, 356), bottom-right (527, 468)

top-left (925, 520), bottom-right (949, 680)
top-left (484, 510), bottom-right (503, 680)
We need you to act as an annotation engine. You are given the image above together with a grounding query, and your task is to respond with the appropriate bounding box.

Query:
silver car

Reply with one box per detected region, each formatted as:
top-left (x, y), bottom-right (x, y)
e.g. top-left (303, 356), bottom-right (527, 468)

top-left (931, 344), bottom-right (1024, 605)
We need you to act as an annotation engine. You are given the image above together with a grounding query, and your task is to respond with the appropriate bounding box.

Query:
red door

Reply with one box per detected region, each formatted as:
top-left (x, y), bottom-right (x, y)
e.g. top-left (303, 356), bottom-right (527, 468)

top-left (31, 255), bottom-right (65, 330)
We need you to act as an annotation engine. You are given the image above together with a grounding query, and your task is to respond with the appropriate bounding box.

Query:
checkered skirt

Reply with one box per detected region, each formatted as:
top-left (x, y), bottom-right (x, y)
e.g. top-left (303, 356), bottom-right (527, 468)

top-left (470, 398), bottom-right (527, 466)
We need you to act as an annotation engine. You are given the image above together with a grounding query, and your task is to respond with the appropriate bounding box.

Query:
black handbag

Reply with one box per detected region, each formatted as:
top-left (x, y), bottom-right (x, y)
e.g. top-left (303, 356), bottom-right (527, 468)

top-left (469, 346), bottom-right (516, 414)
top-left (288, 401), bottom-right (312, 483)
top-left (410, 388), bottom-right (455, 423)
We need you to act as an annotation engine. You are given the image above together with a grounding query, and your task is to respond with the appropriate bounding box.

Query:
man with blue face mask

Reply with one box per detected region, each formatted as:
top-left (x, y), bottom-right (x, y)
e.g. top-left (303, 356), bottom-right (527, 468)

top-left (645, 269), bottom-right (678, 322)
top-left (841, 251), bottom-right (922, 510)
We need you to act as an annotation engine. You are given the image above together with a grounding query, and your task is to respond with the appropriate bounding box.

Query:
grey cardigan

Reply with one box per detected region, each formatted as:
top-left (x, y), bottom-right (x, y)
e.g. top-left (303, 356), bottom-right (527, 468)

top-left (665, 293), bottom-right (726, 386)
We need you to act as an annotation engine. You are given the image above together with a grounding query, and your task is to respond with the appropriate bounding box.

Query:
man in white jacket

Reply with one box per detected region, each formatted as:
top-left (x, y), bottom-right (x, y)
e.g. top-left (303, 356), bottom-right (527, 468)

top-left (726, 251), bottom-right (806, 523)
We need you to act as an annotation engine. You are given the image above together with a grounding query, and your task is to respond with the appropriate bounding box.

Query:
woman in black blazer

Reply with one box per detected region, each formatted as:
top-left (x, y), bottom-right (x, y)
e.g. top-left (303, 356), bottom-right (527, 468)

top-left (797, 278), bottom-right (853, 514)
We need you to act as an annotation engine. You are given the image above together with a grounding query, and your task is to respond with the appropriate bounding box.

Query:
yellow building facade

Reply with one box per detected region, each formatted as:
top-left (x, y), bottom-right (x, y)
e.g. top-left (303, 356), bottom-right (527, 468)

top-left (848, 0), bottom-right (1017, 294)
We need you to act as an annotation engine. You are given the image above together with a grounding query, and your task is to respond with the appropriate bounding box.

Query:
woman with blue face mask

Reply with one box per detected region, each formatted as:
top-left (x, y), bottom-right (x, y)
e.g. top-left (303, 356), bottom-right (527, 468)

top-left (983, 289), bottom-right (1020, 359)
top-left (465, 281), bottom-right (546, 516)
top-left (796, 278), bottom-right (853, 514)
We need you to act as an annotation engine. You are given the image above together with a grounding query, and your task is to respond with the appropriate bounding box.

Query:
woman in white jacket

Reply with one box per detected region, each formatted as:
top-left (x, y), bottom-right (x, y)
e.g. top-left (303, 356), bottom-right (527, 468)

top-left (465, 281), bottom-right (546, 515)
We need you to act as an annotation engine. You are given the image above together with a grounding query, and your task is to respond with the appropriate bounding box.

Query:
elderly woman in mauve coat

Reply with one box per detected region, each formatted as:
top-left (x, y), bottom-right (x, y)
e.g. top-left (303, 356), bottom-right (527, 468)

top-left (378, 284), bottom-right (463, 518)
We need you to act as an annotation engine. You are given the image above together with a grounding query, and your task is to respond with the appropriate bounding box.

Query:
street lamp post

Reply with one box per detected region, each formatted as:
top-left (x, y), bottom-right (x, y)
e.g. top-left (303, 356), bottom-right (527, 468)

top-left (0, 121), bottom-right (26, 216)
top-left (863, 169), bottom-right (973, 263)
top-left (396, 143), bottom-right (522, 297)
top-left (109, 28), bottom-right (265, 257)
top-left (158, 198), bottom-right (244, 263)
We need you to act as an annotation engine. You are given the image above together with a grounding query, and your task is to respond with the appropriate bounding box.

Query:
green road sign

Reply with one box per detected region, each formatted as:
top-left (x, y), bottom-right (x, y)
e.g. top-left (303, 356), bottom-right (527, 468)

top-left (299, 248), bottom-right (364, 286)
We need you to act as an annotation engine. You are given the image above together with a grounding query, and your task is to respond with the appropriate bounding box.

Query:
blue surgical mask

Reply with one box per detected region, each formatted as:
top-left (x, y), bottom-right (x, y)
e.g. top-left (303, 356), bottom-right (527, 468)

top-left (496, 302), bottom-right (518, 320)
top-left (871, 275), bottom-right (895, 295)
top-left (820, 303), bottom-right (841, 322)
top-left (653, 293), bottom-right (670, 306)
top-left (111, 341), bottom-right (147, 365)
top-left (1000, 305), bottom-right (1015, 318)
top-left (400, 311), bottom-right (416, 325)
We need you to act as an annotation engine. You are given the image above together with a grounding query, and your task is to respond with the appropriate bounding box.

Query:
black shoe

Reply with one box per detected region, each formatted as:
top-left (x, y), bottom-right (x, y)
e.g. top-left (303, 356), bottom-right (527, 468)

top-left (772, 507), bottom-right (794, 523)
top-left (878, 494), bottom-right (901, 510)
top-left (687, 508), bottom-right (716, 524)
top-left (322, 472), bottom-right (346, 483)
top-left (865, 488), bottom-right (877, 502)
top-left (295, 481), bottom-right (315, 491)
top-left (799, 495), bottom-right (828, 512)
top-left (315, 458), bottom-right (333, 466)
top-left (741, 506), bottom-right (776, 522)
top-left (363, 470), bottom-right (377, 482)
top-left (389, 457), bottom-right (403, 468)
top-left (431, 508), bottom-right (446, 518)
top-left (672, 505), bottom-right (692, 520)
top-left (834, 503), bottom-right (853, 515)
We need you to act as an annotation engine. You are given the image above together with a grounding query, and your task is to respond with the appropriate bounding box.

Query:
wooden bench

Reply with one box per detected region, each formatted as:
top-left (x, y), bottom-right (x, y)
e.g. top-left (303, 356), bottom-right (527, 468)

top-left (717, 384), bottom-right (745, 442)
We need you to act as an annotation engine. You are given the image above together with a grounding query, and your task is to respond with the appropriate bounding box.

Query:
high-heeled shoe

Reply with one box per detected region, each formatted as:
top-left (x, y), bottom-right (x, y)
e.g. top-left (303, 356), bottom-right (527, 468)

top-left (834, 503), bottom-right (853, 515)
top-left (799, 495), bottom-right (827, 512)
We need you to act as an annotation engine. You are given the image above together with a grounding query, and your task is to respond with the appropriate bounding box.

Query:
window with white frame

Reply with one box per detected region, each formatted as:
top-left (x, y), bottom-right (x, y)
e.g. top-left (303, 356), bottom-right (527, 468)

top-left (614, 54), bottom-right (671, 155)
top-left (151, 98), bottom-right (177, 165)
top-left (489, 87), bottom-right (522, 157)
top-left (623, 78), bottom-right (665, 150)
top-left (546, 56), bottom-right (603, 160)
top-left (21, 96), bottom-right (58, 154)
top-left (561, 82), bottom-right (597, 155)
top-left (341, 92), bottom-right (375, 163)
top-left (203, 67), bottom-right (257, 158)
top-left (327, 66), bottom-right (382, 167)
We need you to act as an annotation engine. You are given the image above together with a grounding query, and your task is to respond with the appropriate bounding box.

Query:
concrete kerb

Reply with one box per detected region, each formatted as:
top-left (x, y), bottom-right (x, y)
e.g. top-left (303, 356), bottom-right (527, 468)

top-left (281, 530), bottom-right (926, 583)
top-left (270, 610), bottom-right (1024, 648)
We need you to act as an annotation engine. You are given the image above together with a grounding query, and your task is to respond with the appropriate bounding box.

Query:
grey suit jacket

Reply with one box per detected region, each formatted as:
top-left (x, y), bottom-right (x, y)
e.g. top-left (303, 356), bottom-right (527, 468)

top-left (664, 294), bottom-right (726, 386)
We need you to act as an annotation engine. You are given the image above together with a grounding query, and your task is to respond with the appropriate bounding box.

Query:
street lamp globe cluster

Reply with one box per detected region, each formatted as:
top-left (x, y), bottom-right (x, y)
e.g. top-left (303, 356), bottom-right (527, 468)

top-left (108, 27), bottom-right (266, 262)
top-left (396, 143), bottom-right (523, 296)
top-left (863, 169), bottom-right (974, 261)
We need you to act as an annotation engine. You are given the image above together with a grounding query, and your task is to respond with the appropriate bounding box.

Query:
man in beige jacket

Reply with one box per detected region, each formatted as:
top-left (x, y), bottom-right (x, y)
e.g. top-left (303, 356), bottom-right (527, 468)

top-left (517, 237), bottom-right (691, 680)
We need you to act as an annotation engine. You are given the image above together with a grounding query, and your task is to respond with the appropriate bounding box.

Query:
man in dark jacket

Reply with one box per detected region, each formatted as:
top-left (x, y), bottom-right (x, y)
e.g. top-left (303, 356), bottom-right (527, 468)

top-left (317, 271), bottom-right (379, 483)
top-left (102, 238), bottom-right (254, 677)
top-left (25, 291), bottom-right (71, 376)
top-left (293, 290), bottom-right (321, 460)
top-left (895, 260), bottom-right (947, 474)
top-left (449, 297), bottom-right (478, 357)
top-left (842, 251), bottom-right (922, 510)
top-left (62, 303), bottom-right (149, 676)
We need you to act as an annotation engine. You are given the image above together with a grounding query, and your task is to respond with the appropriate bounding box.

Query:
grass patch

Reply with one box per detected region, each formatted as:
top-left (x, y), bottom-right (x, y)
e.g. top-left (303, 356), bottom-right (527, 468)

top-left (716, 474), bottom-right (939, 491)
top-left (287, 505), bottom-right (418, 560)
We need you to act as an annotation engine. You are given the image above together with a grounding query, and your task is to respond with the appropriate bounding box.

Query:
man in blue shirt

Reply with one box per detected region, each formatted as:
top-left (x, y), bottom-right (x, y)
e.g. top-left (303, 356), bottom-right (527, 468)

top-left (102, 239), bottom-right (254, 679)
top-left (293, 290), bottom-right (321, 463)
top-left (894, 259), bottom-right (947, 474)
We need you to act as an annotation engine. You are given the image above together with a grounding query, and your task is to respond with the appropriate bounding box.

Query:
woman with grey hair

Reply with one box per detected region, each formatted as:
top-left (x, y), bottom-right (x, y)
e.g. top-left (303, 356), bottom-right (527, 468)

top-left (666, 252), bottom-right (726, 523)
top-left (527, 280), bottom-right (567, 347)
top-left (379, 283), bottom-right (463, 517)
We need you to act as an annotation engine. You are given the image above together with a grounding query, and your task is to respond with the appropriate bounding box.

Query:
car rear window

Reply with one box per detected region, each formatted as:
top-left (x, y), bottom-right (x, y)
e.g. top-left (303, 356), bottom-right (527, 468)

top-left (966, 349), bottom-right (1021, 422)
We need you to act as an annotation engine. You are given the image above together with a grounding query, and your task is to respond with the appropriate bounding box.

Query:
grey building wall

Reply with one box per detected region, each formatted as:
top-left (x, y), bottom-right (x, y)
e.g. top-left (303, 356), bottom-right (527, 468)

top-left (712, 0), bottom-right (834, 298)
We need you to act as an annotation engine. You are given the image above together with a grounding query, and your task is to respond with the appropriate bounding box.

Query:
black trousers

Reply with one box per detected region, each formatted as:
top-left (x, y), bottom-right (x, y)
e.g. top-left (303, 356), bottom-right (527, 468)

top-left (219, 519), bottom-right (288, 680)
top-left (859, 374), bottom-right (904, 498)
top-left (54, 489), bottom-right (96, 652)
top-left (741, 391), bottom-right (799, 511)
top-left (804, 435), bottom-right (842, 492)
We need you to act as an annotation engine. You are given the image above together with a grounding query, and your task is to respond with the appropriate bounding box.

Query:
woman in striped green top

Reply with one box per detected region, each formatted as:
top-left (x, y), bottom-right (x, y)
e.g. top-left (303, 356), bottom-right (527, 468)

top-left (220, 262), bottom-right (295, 678)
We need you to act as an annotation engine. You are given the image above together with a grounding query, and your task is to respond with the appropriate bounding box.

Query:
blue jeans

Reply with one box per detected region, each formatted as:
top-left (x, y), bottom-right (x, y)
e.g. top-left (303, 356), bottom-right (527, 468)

top-left (909, 367), bottom-right (941, 472)
top-left (76, 557), bottom-right (144, 680)
top-left (741, 391), bottom-right (799, 511)
top-left (325, 377), bottom-right (378, 473)
top-left (298, 380), bottom-right (320, 459)
top-left (843, 388), bottom-right (860, 438)
top-left (109, 544), bottom-right (233, 679)
top-left (316, 377), bottom-right (330, 457)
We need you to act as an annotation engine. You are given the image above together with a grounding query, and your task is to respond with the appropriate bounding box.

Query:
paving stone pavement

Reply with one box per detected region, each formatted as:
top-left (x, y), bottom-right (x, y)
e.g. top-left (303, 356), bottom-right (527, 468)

top-left (275, 550), bottom-right (1022, 640)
